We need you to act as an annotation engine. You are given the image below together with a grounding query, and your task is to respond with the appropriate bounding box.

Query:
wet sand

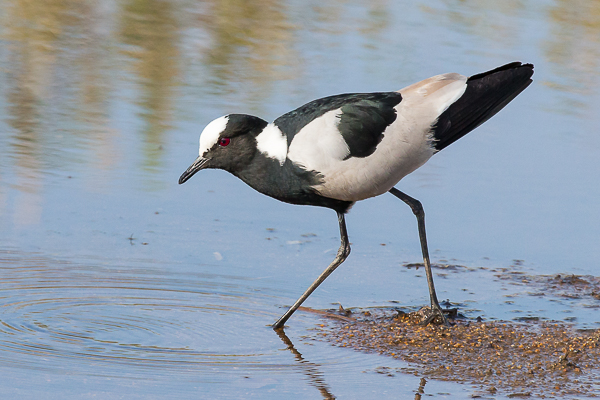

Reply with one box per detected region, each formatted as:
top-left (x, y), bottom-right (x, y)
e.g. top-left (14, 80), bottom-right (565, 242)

top-left (313, 269), bottom-right (600, 398)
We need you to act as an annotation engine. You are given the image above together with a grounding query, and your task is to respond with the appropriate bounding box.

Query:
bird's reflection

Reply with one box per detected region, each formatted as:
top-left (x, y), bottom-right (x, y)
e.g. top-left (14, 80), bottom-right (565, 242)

top-left (414, 377), bottom-right (427, 400)
top-left (275, 329), bottom-right (336, 400)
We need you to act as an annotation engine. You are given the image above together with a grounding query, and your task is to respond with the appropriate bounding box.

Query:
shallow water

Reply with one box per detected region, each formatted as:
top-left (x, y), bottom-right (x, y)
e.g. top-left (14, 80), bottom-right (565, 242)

top-left (1, 0), bottom-right (599, 398)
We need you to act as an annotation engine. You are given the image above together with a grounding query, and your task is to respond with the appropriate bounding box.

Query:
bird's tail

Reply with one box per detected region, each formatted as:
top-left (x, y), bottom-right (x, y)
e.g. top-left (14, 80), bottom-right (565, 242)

top-left (433, 62), bottom-right (534, 151)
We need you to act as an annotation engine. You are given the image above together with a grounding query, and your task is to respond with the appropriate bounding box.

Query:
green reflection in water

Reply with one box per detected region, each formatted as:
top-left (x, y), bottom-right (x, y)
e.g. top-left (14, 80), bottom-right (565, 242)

top-left (0, 0), bottom-right (599, 193)
top-left (120, 0), bottom-right (180, 176)
top-left (201, 0), bottom-right (296, 101)
top-left (2, 0), bottom-right (114, 172)
top-left (2, 0), bottom-right (87, 225)
top-left (543, 0), bottom-right (600, 116)
top-left (422, 0), bottom-right (528, 47)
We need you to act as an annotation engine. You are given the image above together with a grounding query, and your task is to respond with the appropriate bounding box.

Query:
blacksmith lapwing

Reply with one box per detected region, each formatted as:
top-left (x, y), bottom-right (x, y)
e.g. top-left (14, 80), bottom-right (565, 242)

top-left (179, 61), bottom-right (534, 330)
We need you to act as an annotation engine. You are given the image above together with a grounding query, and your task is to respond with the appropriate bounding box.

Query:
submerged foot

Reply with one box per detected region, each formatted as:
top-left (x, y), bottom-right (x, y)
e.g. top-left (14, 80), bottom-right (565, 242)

top-left (417, 305), bottom-right (453, 326)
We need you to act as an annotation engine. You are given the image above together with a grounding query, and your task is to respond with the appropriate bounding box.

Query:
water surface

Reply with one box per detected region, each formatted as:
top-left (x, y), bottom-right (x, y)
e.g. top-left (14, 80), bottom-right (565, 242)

top-left (0, 0), bottom-right (599, 398)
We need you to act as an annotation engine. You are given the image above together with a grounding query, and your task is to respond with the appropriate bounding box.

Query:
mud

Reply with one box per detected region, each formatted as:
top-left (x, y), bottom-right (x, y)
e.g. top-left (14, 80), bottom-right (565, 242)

top-left (312, 268), bottom-right (600, 398)
top-left (315, 311), bottom-right (599, 398)
top-left (496, 270), bottom-right (600, 301)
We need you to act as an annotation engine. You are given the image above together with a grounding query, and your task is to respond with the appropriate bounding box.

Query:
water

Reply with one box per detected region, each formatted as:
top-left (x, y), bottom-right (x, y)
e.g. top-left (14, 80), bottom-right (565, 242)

top-left (0, 0), bottom-right (599, 398)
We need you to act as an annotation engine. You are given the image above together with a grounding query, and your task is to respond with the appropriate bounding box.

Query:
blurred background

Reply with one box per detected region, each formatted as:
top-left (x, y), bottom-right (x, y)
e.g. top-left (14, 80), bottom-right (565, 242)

top-left (0, 0), bottom-right (599, 398)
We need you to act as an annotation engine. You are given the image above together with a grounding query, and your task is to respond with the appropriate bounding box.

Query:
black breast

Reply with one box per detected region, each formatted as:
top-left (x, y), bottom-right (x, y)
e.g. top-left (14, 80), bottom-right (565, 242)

top-left (234, 154), bottom-right (355, 214)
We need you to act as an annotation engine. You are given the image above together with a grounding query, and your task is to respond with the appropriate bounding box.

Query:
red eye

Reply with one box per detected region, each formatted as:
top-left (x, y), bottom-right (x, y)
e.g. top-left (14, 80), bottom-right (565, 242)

top-left (219, 137), bottom-right (231, 147)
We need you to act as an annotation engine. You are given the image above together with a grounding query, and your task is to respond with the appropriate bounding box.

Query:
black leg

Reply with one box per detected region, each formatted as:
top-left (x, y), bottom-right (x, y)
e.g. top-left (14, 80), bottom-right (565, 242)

top-left (273, 211), bottom-right (351, 330)
top-left (389, 187), bottom-right (448, 325)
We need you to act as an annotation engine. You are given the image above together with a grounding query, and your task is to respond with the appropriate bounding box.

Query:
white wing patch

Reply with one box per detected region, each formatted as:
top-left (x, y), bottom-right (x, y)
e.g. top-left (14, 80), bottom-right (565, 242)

top-left (256, 123), bottom-right (287, 165)
top-left (428, 73), bottom-right (468, 115)
top-left (199, 115), bottom-right (229, 156)
top-left (401, 73), bottom-right (468, 116)
top-left (288, 109), bottom-right (349, 171)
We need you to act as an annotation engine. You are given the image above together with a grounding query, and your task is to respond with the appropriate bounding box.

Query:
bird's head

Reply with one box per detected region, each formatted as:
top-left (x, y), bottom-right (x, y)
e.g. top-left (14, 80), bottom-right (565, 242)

top-left (179, 114), bottom-right (268, 184)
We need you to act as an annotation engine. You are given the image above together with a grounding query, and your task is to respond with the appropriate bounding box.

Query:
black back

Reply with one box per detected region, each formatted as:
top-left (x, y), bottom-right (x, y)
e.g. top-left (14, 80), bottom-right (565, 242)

top-left (274, 92), bottom-right (402, 159)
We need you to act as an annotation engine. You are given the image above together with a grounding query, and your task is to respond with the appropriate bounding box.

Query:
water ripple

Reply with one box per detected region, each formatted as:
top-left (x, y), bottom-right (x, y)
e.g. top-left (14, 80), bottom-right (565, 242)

top-left (0, 250), bottom-right (294, 379)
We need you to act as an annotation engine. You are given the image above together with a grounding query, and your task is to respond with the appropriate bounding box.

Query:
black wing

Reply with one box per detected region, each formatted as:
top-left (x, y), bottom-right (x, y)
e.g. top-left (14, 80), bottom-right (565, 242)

top-left (275, 92), bottom-right (402, 159)
top-left (433, 62), bottom-right (534, 151)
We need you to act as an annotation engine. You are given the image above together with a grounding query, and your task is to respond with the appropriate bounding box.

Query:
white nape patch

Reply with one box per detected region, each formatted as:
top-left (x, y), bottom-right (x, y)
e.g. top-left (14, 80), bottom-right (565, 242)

top-left (256, 123), bottom-right (287, 165)
top-left (288, 109), bottom-right (348, 171)
top-left (199, 115), bottom-right (229, 156)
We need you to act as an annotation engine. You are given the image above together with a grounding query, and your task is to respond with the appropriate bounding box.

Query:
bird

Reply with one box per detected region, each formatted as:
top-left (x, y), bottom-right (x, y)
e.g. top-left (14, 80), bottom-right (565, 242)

top-left (179, 61), bottom-right (534, 330)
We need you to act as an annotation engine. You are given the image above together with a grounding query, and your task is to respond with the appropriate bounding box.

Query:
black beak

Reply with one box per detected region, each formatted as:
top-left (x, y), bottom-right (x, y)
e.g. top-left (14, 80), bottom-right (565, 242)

top-left (179, 157), bottom-right (209, 184)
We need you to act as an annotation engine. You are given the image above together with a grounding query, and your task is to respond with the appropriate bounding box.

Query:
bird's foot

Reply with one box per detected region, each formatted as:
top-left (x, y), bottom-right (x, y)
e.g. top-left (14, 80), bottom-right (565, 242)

top-left (417, 305), bottom-right (453, 326)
